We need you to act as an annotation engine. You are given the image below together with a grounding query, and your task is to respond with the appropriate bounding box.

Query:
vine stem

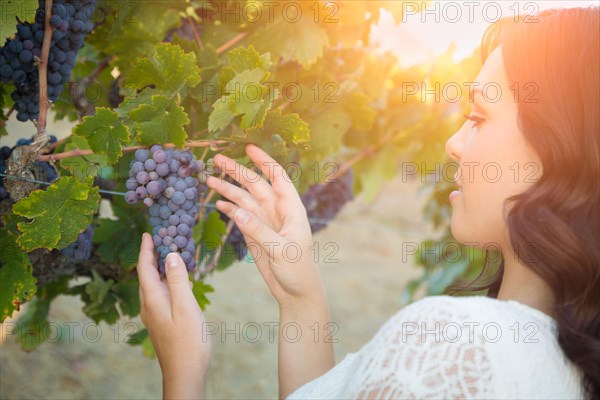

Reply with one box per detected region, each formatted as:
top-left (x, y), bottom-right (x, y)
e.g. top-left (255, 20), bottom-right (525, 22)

top-left (33, 0), bottom-right (54, 152)
top-left (0, 104), bottom-right (15, 129)
top-left (37, 140), bottom-right (229, 162)
top-left (216, 32), bottom-right (248, 55)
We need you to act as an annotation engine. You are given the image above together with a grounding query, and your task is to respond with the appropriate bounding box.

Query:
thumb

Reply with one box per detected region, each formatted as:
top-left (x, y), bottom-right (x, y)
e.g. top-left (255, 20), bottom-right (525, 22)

top-left (165, 252), bottom-right (196, 310)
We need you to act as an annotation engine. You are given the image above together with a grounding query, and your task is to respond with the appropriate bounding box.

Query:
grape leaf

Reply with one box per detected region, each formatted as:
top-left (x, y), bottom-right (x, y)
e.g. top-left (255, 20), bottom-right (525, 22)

top-left (192, 280), bottom-right (214, 311)
top-left (113, 280), bottom-right (140, 317)
top-left (14, 297), bottom-right (50, 351)
top-left (128, 42), bottom-right (201, 93)
top-left (74, 108), bottom-right (130, 164)
top-left (247, 109), bottom-right (310, 145)
top-left (59, 135), bottom-right (109, 179)
top-left (227, 45), bottom-right (272, 74)
top-left (0, 0), bottom-right (37, 43)
top-left (252, 16), bottom-right (329, 67)
top-left (130, 95), bottom-right (190, 147)
top-left (304, 105), bottom-right (351, 157)
top-left (81, 270), bottom-right (119, 324)
top-left (201, 211), bottom-right (227, 249)
top-left (208, 69), bottom-right (270, 132)
top-left (0, 231), bottom-right (36, 322)
top-left (12, 177), bottom-right (100, 251)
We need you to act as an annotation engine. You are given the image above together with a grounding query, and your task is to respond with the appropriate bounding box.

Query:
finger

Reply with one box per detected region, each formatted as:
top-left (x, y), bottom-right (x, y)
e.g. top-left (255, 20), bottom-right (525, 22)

top-left (206, 175), bottom-right (259, 211)
top-left (246, 144), bottom-right (298, 200)
top-left (137, 233), bottom-right (162, 297)
top-left (213, 153), bottom-right (274, 201)
top-left (216, 200), bottom-right (286, 249)
top-left (164, 252), bottom-right (198, 317)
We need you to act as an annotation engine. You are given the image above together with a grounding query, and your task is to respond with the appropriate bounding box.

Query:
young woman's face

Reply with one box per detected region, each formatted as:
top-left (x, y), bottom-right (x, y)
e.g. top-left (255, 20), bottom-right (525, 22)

top-left (445, 47), bottom-right (543, 250)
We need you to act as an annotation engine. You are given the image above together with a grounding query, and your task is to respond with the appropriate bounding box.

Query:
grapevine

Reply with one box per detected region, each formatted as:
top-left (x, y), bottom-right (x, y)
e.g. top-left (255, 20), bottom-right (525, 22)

top-left (0, 0), bottom-right (482, 358)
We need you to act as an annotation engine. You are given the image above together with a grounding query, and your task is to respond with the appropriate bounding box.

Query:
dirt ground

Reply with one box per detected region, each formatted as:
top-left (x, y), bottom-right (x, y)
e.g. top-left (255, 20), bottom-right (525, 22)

top-left (0, 116), bottom-right (435, 399)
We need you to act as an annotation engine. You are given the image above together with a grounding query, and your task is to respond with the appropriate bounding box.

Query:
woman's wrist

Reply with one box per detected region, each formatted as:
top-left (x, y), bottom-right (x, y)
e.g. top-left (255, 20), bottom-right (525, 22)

top-left (162, 364), bottom-right (207, 399)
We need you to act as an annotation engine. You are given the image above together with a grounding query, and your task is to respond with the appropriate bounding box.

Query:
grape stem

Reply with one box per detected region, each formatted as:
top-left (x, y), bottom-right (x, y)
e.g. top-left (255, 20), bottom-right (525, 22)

top-left (33, 0), bottom-right (55, 152)
top-left (36, 139), bottom-right (229, 161)
top-left (0, 104), bottom-right (15, 129)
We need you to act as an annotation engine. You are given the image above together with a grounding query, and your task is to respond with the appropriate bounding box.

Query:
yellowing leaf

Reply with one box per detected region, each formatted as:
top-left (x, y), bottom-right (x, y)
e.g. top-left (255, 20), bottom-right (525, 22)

top-left (74, 108), bottom-right (130, 164)
top-left (227, 45), bottom-right (272, 73)
top-left (1, 0), bottom-right (37, 43)
top-left (12, 177), bottom-right (100, 251)
top-left (0, 231), bottom-right (36, 322)
top-left (130, 95), bottom-right (189, 147)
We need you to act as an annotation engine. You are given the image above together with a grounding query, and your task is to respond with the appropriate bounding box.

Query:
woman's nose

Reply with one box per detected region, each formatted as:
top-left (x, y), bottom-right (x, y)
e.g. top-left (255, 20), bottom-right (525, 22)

top-left (445, 128), bottom-right (463, 163)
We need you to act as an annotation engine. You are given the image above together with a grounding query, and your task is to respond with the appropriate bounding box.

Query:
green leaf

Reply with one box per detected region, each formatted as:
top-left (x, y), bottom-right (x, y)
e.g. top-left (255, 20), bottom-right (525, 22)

top-left (192, 281), bottom-right (214, 311)
top-left (12, 177), bottom-right (100, 251)
top-left (227, 45), bottom-right (272, 73)
top-left (0, 0), bottom-right (37, 43)
top-left (74, 108), bottom-right (130, 164)
top-left (305, 105), bottom-right (351, 157)
top-left (59, 135), bottom-right (110, 179)
top-left (128, 42), bottom-right (201, 93)
top-left (14, 297), bottom-right (50, 351)
top-left (81, 270), bottom-right (119, 324)
top-left (248, 109), bottom-right (310, 145)
top-left (208, 69), bottom-right (270, 132)
top-left (113, 280), bottom-right (140, 317)
top-left (0, 231), bottom-right (36, 322)
top-left (93, 217), bottom-right (143, 269)
top-left (130, 95), bottom-right (189, 147)
top-left (252, 16), bottom-right (329, 67)
top-left (202, 211), bottom-right (227, 249)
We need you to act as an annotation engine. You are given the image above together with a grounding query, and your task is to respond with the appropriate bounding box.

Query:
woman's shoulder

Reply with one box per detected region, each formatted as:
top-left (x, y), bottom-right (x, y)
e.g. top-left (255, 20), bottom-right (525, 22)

top-left (390, 294), bottom-right (556, 328)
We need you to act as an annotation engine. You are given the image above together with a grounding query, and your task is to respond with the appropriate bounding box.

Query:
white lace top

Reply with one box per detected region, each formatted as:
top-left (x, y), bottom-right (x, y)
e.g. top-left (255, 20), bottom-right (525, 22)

top-left (286, 295), bottom-right (585, 400)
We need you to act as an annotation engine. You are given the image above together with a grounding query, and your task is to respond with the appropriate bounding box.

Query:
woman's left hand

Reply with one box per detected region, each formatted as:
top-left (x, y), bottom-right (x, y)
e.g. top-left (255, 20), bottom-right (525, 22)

top-left (136, 233), bottom-right (211, 399)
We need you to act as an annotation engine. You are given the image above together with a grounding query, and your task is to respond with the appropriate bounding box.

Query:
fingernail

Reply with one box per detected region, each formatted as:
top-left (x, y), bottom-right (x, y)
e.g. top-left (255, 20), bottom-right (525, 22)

top-left (166, 253), bottom-right (180, 270)
top-left (235, 208), bottom-right (250, 224)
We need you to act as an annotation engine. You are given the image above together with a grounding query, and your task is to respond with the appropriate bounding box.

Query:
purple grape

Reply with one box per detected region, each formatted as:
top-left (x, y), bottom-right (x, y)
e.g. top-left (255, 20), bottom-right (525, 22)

top-left (169, 243), bottom-right (178, 252)
top-left (126, 178), bottom-right (138, 191)
top-left (156, 163), bottom-right (169, 177)
top-left (158, 245), bottom-right (170, 258)
top-left (135, 149), bottom-right (149, 162)
top-left (149, 171), bottom-right (159, 181)
top-left (177, 224), bottom-right (191, 236)
top-left (174, 235), bottom-right (188, 248)
top-left (144, 159), bottom-right (157, 171)
top-left (153, 235), bottom-right (162, 247)
top-left (159, 206), bottom-right (171, 219)
top-left (125, 191), bottom-right (138, 204)
top-left (164, 187), bottom-right (175, 198)
top-left (168, 215), bottom-right (180, 226)
top-left (180, 214), bottom-right (194, 226)
top-left (149, 204), bottom-right (160, 217)
top-left (163, 236), bottom-right (173, 246)
top-left (150, 144), bottom-right (162, 153)
top-left (158, 227), bottom-right (167, 238)
top-left (149, 216), bottom-right (162, 226)
top-left (143, 197), bottom-right (153, 207)
top-left (135, 186), bottom-right (147, 198)
top-left (184, 187), bottom-right (197, 200)
top-left (153, 149), bottom-right (166, 163)
top-left (181, 251), bottom-right (192, 263)
top-left (130, 161), bottom-right (144, 177)
top-left (147, 181), bottom-right (162, 196)
top-left (172, 191), bottom-right (186, 205)
top-left (167, 226), bottom-right (177, 237)
top-left (136, 171), bottom-right (150, 185)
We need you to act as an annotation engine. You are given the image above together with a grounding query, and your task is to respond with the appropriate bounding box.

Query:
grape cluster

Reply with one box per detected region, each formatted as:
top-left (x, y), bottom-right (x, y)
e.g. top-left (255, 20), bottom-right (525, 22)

top-left (0, 0), bottom-right (97, 121)
top-left (0, 134), bottom-right (58, 201)
top-left (126, 145), bottom-right (207, 274)
top-left (61, 224), bottom-right (94, 261)
top-left (300, 170), bottom-right (354, 233)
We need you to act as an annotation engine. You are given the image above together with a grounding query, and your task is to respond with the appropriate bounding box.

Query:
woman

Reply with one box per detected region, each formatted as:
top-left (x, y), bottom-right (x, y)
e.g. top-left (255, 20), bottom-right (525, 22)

top-left (136, 7), bottom-right (599, 400)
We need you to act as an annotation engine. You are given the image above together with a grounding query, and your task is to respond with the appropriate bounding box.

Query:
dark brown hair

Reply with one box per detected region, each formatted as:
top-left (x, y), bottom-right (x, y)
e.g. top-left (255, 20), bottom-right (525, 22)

top-left (446, 7), bottom-right (600, 399)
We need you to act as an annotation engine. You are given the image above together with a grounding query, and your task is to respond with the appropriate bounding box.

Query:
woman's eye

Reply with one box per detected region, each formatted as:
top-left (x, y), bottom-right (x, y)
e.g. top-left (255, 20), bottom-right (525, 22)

top-left (463, 114), bottom-right (485, 128)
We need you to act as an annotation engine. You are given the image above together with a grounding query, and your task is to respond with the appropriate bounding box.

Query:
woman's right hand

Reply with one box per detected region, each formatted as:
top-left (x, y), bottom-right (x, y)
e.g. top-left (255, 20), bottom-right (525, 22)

top-left (206, 144), bottom-right (327, 310)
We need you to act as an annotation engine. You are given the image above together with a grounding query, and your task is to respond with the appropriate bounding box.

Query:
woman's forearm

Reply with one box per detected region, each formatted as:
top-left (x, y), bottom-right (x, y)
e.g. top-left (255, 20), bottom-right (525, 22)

top-left (278, 293), bottom-right (335, 399)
